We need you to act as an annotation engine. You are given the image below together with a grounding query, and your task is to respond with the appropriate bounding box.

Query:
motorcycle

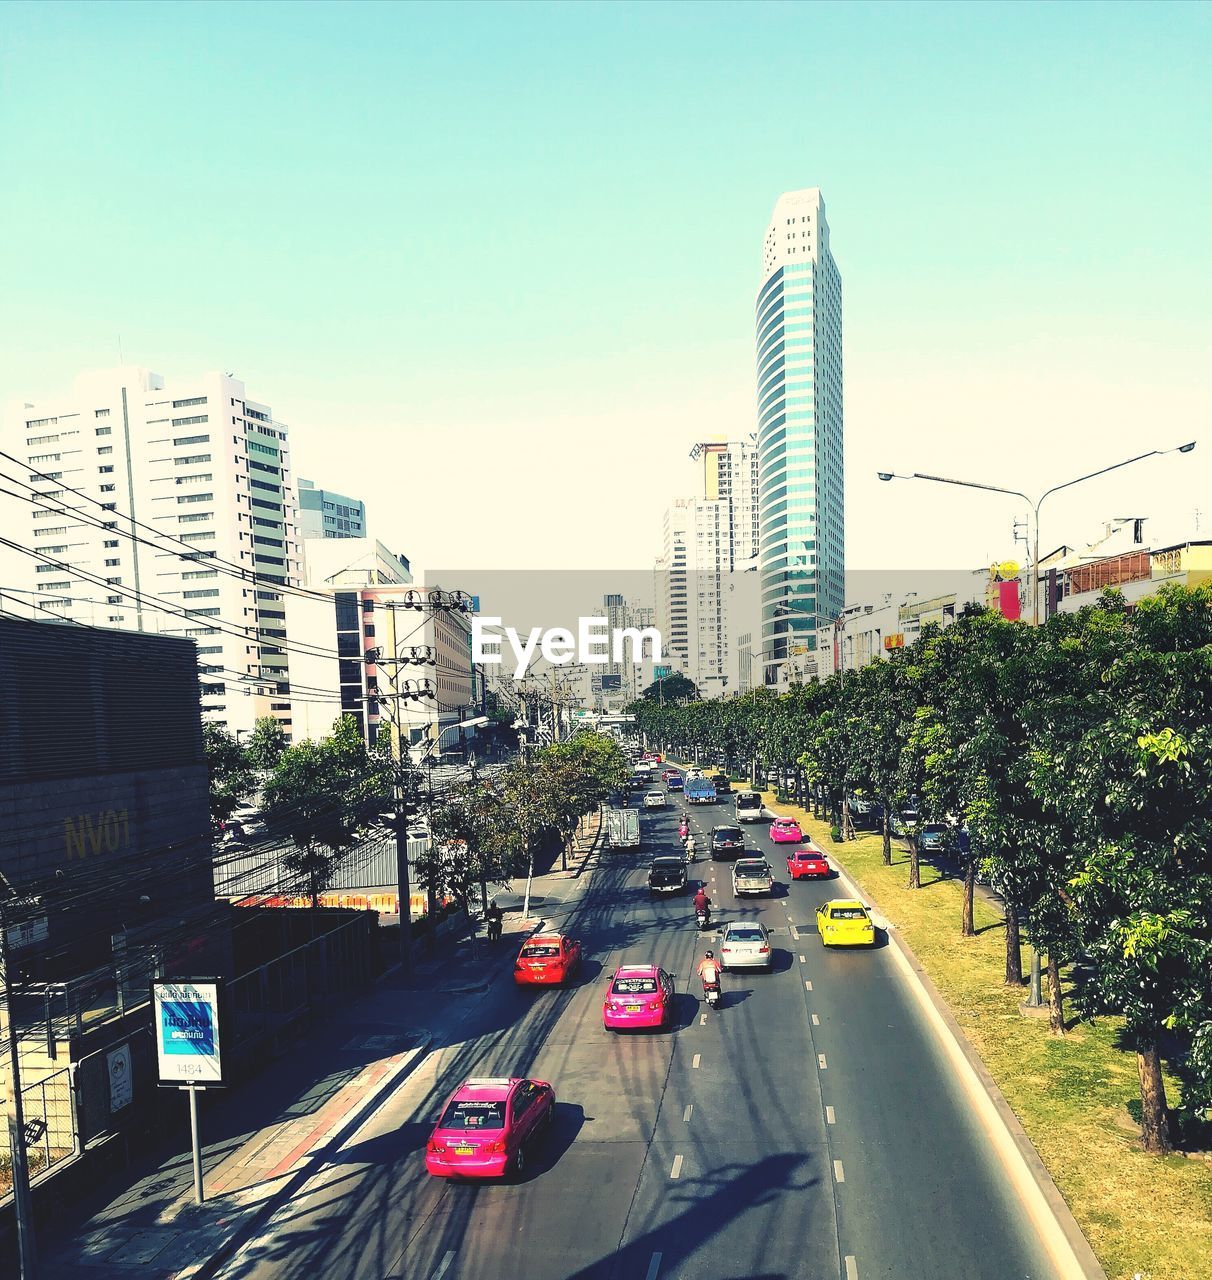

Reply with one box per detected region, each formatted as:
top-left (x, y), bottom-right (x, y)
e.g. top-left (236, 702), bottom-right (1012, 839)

top-left (702, 980), bottom-right (721, 1010)
top-left (678, 819), bottom-right (689, 841)
top-left (683, 834), bottom-right (696, 863)
top-left (695, 906), bottom-right (711, 931)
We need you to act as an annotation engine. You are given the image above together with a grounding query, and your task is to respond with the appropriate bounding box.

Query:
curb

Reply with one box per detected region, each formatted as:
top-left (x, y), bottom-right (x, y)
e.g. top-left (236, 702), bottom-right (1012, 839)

top-left (766, 799), bottom-right (1109, 1280)
top-left (566, 807), bottom-right (606, 879)
top-left (183, 1032), bottom-right (433, 1280)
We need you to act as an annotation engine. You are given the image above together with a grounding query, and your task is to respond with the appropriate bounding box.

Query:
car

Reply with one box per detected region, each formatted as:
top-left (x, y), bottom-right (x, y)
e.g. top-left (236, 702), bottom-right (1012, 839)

top-left (685, 767), bottom-right (704, 780)
top-left (603, 964), bottom-right (675, 1031)
top-left (917, 823), bottom-right (950, 853)
top-left (647, 856), bottom-right (687, 895)
top-left (769, 816), bottom-right (804, 844)
top-left (514, 934), bottom-right (582, 986)
top-left (786, 847), bottom-right (830, 879)
top-left (891, 808), bottom-right (919, 837)
top-left (732, 857), bottom-right (774, 896)
top-left (816, 899), bottom-right (876, 948)
top-left (667, 773), bottom-right (684, 792)
top-left (712, 773), bottom-right (733, 795)
top-left (710, 825), bottom-right (745, 860)
top-left (718, 920), bottom-right (773, 971)
top-left (425, 1076), bottom-right (556, 1179)
top-left (663, 768), bottom-right (680, 783)
top-left (643, 790), bottom-right (667, 809)
top-left (735, 791), bottom-right (764, 823)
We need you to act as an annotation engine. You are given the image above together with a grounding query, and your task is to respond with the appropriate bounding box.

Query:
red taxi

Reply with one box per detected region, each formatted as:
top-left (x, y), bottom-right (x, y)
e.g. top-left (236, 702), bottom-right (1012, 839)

top-left (514, 933), bottom-right (582, 986)
top-left (786, 847), bottom-right (831, 880)
top-left (603, 964), bottom-right (674, 1032)
top-left (425, 1076), bottom-right (555, 1180)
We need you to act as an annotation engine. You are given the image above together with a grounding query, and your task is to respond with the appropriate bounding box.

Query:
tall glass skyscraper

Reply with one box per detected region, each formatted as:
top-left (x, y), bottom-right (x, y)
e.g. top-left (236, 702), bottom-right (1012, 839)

top-left (755, 188), bottom-right (844, 684)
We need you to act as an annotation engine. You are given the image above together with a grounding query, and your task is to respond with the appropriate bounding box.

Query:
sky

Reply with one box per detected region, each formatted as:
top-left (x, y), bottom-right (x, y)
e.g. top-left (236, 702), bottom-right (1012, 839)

top-left (1, 1), bottom-right (1209, 585)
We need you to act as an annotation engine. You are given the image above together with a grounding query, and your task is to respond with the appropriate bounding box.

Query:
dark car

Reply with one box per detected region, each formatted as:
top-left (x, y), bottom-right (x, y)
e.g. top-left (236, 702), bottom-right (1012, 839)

top-left (648, 856), bottom-right (688, 895)
top-left (712, 773), bottom-right (732, 795)
top-left (667, 773), bottom-right (684, 792)
top-left (710, 825), bottom-right (745, 861)
top-left (917, 822), bottom-right (950, 853)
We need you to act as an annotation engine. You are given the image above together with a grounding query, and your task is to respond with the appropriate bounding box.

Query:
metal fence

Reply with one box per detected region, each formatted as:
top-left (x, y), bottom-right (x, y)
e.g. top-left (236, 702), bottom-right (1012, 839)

top-left (0, 1065), bottom-right (76, 1199)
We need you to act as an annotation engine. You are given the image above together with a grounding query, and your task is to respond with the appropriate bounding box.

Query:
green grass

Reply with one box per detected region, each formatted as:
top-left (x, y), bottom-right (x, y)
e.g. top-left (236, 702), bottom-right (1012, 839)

top-left (758, 792), bottom-right (1212, 1280)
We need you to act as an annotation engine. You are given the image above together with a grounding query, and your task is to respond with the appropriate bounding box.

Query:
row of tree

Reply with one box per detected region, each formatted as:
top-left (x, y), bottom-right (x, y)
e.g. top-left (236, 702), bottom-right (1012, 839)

top-left (628, 584), bottom-right (1212, 1153)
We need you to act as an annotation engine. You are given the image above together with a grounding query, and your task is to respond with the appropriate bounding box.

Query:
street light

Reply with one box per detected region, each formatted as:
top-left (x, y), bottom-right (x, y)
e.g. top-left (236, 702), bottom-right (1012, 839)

top-left (876, 442), bottom-right (1197, 625)
top-left (876, 441), bottom-right (1197, 1007)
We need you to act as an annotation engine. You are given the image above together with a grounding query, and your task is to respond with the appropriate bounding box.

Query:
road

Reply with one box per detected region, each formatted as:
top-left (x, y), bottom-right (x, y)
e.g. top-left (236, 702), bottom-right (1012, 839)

top-left (217, 791), bottom-right (1061, 1280)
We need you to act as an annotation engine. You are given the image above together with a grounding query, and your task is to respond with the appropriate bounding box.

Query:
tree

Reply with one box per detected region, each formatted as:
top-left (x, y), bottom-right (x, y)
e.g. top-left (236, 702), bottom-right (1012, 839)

top-left (245, 716), bottom-right (288, 773)
top-left (262, 716), bottom-right (390, 908)
top-left (201, 723), bottom-right (256, 824)
top-left (641, 672), bottom-right (698, 703)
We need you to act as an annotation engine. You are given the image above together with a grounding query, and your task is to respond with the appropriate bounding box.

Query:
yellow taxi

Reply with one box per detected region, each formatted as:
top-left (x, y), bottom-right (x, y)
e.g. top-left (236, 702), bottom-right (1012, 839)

top-left (816, 899), bottom-right (876, 948)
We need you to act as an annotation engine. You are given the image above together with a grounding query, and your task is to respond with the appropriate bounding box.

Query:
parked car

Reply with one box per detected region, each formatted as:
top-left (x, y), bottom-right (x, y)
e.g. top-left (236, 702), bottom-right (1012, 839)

top-left (425, 1076), bottom-right (555, 1179)
top-left (732, 857), bottom-right (774, 897)
top-left (719, 920), bottom-right (773, 971)
top-left (647, 856), bottom-right (687, 895)
top-left (514, 934), bottom-right (582, 986)
top-left (917, 822), bottom-right (950, 853)
top-left (710, 825), bottom-right (745, 861)
top-left (816, 899), bottom-right (876, 948)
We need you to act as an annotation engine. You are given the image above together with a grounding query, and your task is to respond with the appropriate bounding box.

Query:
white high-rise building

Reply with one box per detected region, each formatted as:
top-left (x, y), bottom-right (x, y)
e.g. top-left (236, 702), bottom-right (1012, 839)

top-left (5, 366), bottom-right (300, 736)
top-left (756, 188), bottom-right (844, 686)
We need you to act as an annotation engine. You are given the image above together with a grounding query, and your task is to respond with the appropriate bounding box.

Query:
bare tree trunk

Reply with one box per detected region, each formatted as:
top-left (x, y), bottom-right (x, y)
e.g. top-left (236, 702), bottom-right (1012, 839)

top-left (881, 809), bottom-right (892, 865)
top-left (1136, 1040), bottom-right (1173, 1154)
top-left (1046, 953), bottom-right (1066, 1036)
top-left (907, 836), bottom-right (921, 889)
top-left (962, 860), bottom-right (976, 937)
top-left (1003, 900), bottom-right (1023, 986)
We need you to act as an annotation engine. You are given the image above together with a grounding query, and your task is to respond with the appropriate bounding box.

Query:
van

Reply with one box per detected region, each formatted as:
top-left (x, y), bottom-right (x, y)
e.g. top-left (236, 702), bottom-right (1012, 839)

top-left (735, 791), bottom-right (764, 823)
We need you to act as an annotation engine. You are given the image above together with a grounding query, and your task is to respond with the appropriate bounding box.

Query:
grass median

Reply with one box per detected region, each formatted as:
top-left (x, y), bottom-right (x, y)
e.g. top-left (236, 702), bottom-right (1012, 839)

top-left (752, 788), bottom-right (1211, 1280)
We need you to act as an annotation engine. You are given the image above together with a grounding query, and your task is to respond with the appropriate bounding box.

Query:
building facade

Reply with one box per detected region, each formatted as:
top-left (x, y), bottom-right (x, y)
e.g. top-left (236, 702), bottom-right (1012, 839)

top-left (297, 478), bottom-right (367, 540)
top-left (6, 366), bottom-right (300, 736)
top-left (755, 189), bottom-right (844, 685)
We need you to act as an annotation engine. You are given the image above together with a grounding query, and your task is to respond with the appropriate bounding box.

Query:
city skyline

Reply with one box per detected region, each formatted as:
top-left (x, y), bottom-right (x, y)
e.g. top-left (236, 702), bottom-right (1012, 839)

top-left (1, 2), bottom-right (1207, 581)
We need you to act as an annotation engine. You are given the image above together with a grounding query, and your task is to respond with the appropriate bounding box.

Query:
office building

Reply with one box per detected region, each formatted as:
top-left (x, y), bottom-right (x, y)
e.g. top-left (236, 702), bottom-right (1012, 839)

top-left (6, 366), bottom-right (299, 736)
top-left (297, 478), bottom-right (366, 540)
top-left (755, 188), bottom-right (844, 685)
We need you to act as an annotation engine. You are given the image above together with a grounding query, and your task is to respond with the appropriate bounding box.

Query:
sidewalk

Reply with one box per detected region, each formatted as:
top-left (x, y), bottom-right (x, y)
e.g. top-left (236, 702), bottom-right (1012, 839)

top-left (36, 834), bottom-right (601, 1280)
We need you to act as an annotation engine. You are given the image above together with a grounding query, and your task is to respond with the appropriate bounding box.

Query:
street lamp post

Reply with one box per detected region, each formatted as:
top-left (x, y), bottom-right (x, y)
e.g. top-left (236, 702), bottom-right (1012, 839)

top-left (877, 441), bottom-right (1197, 1007)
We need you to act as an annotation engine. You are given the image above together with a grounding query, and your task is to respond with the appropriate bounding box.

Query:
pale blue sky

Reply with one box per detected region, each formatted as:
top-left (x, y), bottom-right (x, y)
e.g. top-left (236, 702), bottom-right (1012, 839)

top-left (2, 1), bottom-right (1209, 575)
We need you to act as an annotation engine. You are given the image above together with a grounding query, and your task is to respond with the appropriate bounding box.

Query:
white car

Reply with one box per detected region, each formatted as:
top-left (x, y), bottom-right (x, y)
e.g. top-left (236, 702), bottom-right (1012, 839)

top-left (719, 920), bottom-right (773, 972)
top-left (643, 790), bottom-right (667, 809)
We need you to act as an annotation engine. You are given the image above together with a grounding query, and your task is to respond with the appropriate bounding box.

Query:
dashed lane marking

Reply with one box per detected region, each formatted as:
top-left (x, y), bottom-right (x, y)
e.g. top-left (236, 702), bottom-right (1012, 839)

top-left (433, 1252), bottom-right (455, 1279)
top-left (805, 979), bottom-right (813, 990)
top-left (692, 1053), bottom-right (701, 1069)
top-left (799, 954), bottom-right (806, 963)
top-left (818, 1053), bottom-right (827, 1069)
top-left (683, 1104), bottom-right (693, 1122)
top-left (833, 1160), bottom-right (845, 1183)
top-left (826, 1105), bottom-right (836, 1124)
top-left (844, 1255), bottom-right (858, 1279)
top-left (670, 1154), bottom-right (684, 1179)
top-left (646, 1253), bottom-right (663, 1280)
top-left (699, 1012), bottom-right (707, 1026)
top-left (812, 1013), bottom-right (820, 1025)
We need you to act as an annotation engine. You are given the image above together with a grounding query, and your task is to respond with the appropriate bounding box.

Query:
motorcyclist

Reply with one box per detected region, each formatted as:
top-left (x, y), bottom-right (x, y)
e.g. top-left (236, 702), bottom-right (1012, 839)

top-left (696, 950), bottom-right (722, 992)
top-left (485, 899), bottom-right (503, 943)
top-left (679, 817), bottom-right (689, 841)
top-left (693, 886), bottom-right (711, 925)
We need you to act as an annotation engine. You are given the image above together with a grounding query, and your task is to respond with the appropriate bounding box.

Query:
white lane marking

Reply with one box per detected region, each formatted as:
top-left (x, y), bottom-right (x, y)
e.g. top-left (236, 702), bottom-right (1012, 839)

top-left (799, 954), bottom-right (806, 963)
top-left (805, 979), bottom-right (813, 990)
top-left (818, 1053), bottom-right (827, 1069)
top-left (826, 1105), bottom-right (836, 1124)
top-left (646, 1253), bottom-right (663, 1280)
top-left (683, 1104), bottom-right (693, 1122)
top-left (812, 1013), bottom-right (820, 1025)
top-left (844, 1255), bottom-right (858, 1279)
top-left (433, 1252), bottom-right (456, 1279)
top-left (833, 1159), bottom-right (845, 1183)
top-left (670, 1154), bottom-right (683, 1179)
top-left (692, 1053), bottom-right (701, 1069)
top-left (699, 1012), bottom-right (707, 1026)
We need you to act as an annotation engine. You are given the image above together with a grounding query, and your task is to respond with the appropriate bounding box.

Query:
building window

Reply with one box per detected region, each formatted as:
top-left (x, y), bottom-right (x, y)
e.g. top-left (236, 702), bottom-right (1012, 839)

top-left (105, 558), bottom-right (120, 567)
top-left (99, 465), bottom-right (115, 474)
top-left (172, 396), bottom-right (207, 408)
top-left (103, 539), bottom-right (119, 548)
top-left (98, 445), bottom-right (114, 455)
top-left (173, 434), bottom-right (210, 446)
top-left (172, 414), bottom-right (209, 427)
top-left (100, 484), bottom-right (117, 492)
top-left (95, 408), bottom-right (110, 418)
top-left (96, 426), bottom-right (112, 436)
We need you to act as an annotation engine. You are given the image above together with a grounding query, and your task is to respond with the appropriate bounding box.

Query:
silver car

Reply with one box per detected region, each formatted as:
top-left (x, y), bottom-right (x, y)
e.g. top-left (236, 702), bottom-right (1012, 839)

top-left (732, 858), bottom-right (774, 897)
top-left (718, 920), bottom-right (773, 971)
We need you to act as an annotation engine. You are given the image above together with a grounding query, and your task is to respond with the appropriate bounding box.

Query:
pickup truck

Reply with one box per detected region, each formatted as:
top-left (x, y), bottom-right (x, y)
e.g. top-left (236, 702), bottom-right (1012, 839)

top-left (685, 777), bottom-right (717, 805)
top-left (605, 807), bottom-right (641, 850)
top-left (647, 856), bottom-right (687, 896)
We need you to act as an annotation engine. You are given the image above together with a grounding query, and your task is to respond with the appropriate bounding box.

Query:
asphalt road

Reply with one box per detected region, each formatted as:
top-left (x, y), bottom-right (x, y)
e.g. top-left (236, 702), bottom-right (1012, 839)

top-left (217, 794), bottom-right (1061, 1280)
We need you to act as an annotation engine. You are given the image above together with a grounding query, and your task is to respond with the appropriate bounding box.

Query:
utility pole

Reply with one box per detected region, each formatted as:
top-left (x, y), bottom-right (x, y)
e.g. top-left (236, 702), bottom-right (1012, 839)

top-left (1, 906), bottom-right (37, 1279)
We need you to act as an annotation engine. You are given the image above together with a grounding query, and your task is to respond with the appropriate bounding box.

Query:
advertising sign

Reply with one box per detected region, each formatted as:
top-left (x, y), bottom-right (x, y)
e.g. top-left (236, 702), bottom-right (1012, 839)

top-left (152, 979), bottom-right (224, 1087)
top-left (107, 1043), bottom-right (134, 1113)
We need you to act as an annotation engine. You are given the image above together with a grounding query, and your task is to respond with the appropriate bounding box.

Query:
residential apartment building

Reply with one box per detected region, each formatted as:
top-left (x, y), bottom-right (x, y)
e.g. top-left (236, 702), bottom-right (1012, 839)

top-left (755, 188), bottom-right (844, 685)
top-left (297, 478), bottom-right (366, 540)
top-left (7, 366), bottom-right (299, 736)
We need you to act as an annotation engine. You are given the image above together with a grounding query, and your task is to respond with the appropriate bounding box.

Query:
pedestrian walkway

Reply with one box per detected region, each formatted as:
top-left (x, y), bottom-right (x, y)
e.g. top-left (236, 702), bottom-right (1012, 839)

top-left (34, 818), bottom-right (603, 1280)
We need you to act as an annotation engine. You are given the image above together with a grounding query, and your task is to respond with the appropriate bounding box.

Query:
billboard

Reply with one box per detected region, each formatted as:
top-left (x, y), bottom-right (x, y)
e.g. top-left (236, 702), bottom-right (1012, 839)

top-left (152, 979), bottom-right (225, 1087)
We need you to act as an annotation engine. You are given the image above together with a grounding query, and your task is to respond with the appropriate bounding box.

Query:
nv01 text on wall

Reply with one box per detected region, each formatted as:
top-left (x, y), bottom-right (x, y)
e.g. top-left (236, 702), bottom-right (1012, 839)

top-left (64, 808), bottom-right (132, 861)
